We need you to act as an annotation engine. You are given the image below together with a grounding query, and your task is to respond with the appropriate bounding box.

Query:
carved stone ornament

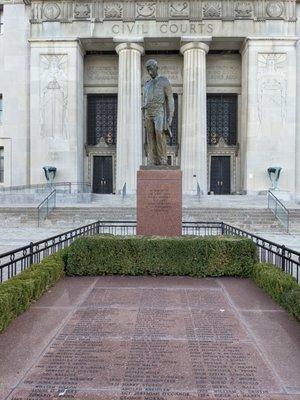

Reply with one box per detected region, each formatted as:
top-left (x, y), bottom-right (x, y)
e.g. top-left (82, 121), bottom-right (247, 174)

top-left (203, 2), bottom-right (222, 18)
top-left (266, 1), bottom-right (284, 17)
top-left (136, 2), bottom-right (156, 19)
top-left (43, 3), bottom-right (61, 20)
top-left (74, 3), bottom-right (91, 18)
top-left (170, 1), bottom-right (189, 17)
top-left (104, 3), bottom-right (123, 18)
top-left (235, 2), bottom-right (252, 17)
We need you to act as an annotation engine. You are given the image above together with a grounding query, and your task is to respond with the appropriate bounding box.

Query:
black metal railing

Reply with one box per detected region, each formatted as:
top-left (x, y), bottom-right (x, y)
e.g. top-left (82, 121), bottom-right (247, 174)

top-left (0, 221), bottom-right (299, 284)
top-left (268, 190), bottom-right (289, 232)
top-left (37, 189), bottom-right (56, 227)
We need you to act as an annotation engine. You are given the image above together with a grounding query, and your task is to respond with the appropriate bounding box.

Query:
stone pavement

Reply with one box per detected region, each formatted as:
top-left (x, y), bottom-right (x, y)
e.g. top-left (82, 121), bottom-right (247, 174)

top-left (0, 276), bottom-right (299, 400)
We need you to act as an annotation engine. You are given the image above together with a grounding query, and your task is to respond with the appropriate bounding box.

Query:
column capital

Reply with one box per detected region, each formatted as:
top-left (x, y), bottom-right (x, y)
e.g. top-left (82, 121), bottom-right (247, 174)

top-left (180, 37), bottom-right (211, 55)
top-left (240, 36), bottom-right (299, 54)
top-left (114, 39), bottom-right (145, 55)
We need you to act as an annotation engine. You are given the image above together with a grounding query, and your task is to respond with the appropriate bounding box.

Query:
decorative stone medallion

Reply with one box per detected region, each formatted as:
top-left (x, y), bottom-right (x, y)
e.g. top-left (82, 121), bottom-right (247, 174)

top-left (43, 3), bottom-right (61, 20)
top-left (203, 2), bottom-right (222, 18)
top-left (74, 3), bottom-right (91, 18)
top-left (136, 2), bottom-right (156, 19)
top-left (266, 1), bottom-right (284, 17)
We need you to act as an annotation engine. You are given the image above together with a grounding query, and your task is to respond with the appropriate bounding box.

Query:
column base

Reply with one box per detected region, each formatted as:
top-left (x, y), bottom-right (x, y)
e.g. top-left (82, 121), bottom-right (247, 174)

top-left (137, 168), bottom-right (182, 236)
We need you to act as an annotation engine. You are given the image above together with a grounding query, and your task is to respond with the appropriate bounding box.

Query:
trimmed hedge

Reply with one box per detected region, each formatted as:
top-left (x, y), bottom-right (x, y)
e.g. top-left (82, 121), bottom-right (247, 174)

top-left (66, 235), bottom-right (258, 278)
top-left (252, 263), bottom-right (300, 322)
top-left (0, 251), bottom-right (65, 333)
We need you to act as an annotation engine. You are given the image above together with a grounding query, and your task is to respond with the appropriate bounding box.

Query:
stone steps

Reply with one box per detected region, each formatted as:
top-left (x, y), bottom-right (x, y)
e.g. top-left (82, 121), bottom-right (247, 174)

top-left (1, 205), bottom-right (299, 234)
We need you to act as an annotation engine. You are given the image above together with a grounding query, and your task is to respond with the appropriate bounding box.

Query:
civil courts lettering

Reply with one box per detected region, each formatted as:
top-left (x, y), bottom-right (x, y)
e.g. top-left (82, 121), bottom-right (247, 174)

top-left (111, 21), bottom-right (214, 35)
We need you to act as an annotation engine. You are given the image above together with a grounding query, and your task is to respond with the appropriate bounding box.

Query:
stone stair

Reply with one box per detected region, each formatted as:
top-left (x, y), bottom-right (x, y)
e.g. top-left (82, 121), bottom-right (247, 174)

top-left (0, 207), bottom-right (38, 226)
top-left (41, 206), bottom-right (284, 233)
top-left (289, 209), bottom-right (300, 234)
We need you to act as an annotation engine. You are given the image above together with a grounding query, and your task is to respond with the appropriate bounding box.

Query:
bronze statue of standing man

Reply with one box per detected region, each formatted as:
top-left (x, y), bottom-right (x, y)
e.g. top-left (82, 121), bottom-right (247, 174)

top-left (142, 59), bottom-right (175, 166)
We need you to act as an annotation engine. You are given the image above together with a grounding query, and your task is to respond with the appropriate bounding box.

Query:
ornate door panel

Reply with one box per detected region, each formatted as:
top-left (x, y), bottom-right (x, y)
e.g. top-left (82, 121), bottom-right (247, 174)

top-left (207, 94), bottom-right (237, 146)
top-left (87, 94), bottom-right (117, 145)
top-left (93, 156), bottom-right (113, 194)
top-left (210, 156), bottom-right (231, 195)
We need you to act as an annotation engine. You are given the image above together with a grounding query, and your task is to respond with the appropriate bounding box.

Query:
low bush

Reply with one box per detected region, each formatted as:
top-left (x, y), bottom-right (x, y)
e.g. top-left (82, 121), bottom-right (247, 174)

top-left (0, 251), bottom-right (65, 333)
top-left (66, 235), bottom-right (258, 278)
top-left (252, 263), bottom-right (300, 322)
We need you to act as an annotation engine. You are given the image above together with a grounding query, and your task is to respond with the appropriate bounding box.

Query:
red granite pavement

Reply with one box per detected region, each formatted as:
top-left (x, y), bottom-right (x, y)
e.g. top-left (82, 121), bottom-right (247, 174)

top-left (0, 276), bottom-right (299, 400)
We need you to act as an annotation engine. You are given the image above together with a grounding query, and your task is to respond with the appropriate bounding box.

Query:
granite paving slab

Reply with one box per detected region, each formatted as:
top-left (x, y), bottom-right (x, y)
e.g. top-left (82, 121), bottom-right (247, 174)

top-left (0, 276), bottom-right (299, 400)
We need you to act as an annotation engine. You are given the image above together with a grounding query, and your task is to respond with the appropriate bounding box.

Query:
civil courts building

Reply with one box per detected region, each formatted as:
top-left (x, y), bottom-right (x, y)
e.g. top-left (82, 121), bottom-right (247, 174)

top-left (0, 0), bottom-right (300, 198)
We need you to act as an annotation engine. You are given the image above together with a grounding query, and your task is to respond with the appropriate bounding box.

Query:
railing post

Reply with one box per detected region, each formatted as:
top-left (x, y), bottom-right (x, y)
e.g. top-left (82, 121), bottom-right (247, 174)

top-left (29, 242), bottom-right (34, 266)
top-left (221, 222), bottom-right (225, 235)
top-left (281, 245), bottom-right (286, 272)
top-left (96, 220), bottom-right (100, 235)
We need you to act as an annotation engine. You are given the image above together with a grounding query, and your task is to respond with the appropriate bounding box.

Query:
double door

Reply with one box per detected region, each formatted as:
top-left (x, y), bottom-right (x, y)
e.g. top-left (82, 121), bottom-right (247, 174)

top-left (93, 156), bottom-right (113, 194)
top-left (210, 156), bottom-right (231, 195)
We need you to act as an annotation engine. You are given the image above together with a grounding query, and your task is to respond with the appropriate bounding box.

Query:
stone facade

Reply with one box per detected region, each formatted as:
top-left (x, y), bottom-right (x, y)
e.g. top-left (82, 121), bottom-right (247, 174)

top-left (0, 0), bottom-right (299, 198)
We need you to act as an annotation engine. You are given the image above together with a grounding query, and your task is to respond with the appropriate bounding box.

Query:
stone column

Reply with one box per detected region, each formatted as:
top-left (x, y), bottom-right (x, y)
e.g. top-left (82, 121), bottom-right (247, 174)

top-left (115, 41), bottom-right (144, 194)
top-left (180, 38), bottom-right (211, 195)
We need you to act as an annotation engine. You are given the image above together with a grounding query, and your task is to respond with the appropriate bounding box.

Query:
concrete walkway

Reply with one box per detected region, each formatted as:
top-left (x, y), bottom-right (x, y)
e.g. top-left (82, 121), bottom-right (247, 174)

top-left (0, 276), bottom-right (299, 400)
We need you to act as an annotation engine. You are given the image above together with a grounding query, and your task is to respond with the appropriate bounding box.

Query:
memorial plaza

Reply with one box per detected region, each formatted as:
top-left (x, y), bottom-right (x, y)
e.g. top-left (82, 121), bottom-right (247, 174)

top-left (0, 1), bottom-right (300, 400)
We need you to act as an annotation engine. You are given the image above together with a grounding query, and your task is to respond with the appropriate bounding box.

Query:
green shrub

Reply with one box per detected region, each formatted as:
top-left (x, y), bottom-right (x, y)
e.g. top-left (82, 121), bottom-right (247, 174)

top-left (0, 251), bottom-right (65, 333)
top-left (282, 287), bottom-right (300, 321)
top-left (252, 263), bottom-right (300, 321)
top-left (66, 235), bottom-right (257, 278)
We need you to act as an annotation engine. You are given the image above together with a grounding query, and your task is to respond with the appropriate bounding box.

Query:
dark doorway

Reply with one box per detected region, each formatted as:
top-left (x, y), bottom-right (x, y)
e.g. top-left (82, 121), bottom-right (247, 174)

top-left (93, 156), bottom-right (113, 194)
top-left (210, 156), bottom-right (231, 195)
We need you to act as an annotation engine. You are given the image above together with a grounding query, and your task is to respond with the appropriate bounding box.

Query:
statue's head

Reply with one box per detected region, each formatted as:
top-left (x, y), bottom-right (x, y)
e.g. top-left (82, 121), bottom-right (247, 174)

top-left (146, 59), bottom-right (158, 79)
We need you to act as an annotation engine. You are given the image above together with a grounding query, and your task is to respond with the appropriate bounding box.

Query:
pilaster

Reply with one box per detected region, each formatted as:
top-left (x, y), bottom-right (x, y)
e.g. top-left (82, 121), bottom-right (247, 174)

top-left (241, 37), bottom-right (297, 195)
top-left (115, 40), bottom-right (144, 194)
top-left (29, 39), bottom-right (85, 185)
top-left (180, 37), bottom-right (211, 194)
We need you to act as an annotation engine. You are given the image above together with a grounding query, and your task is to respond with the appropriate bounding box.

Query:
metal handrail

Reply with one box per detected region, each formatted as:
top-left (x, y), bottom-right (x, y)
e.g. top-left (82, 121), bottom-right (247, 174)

top-left (267, 190), bottom-right (289, 232)
top-left (0, 221), bottom-right (299, 284)
top-left (37, 189), bottom-right (56, 227)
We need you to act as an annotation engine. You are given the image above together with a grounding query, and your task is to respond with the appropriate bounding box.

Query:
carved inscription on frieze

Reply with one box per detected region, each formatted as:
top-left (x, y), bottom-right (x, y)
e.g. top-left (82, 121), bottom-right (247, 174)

top-left (207, 55), bottom-right (241, 85)
top-left (85, 56), bottom-right (118, 85)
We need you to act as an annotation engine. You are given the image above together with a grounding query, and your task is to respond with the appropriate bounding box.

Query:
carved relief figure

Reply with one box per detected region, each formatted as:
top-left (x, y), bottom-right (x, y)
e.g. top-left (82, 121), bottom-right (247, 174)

top-left (40, 55), bottom-right (68, 140)
top-left (136, 2), bottom-right (156, 18)
top-left (257, 53), bottom-right (287, 127)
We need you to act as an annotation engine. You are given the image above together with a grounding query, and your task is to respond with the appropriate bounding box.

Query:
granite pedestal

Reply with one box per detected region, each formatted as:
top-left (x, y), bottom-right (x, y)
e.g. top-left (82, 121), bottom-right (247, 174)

top-left (136, 167), bottom-right (182, 236)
